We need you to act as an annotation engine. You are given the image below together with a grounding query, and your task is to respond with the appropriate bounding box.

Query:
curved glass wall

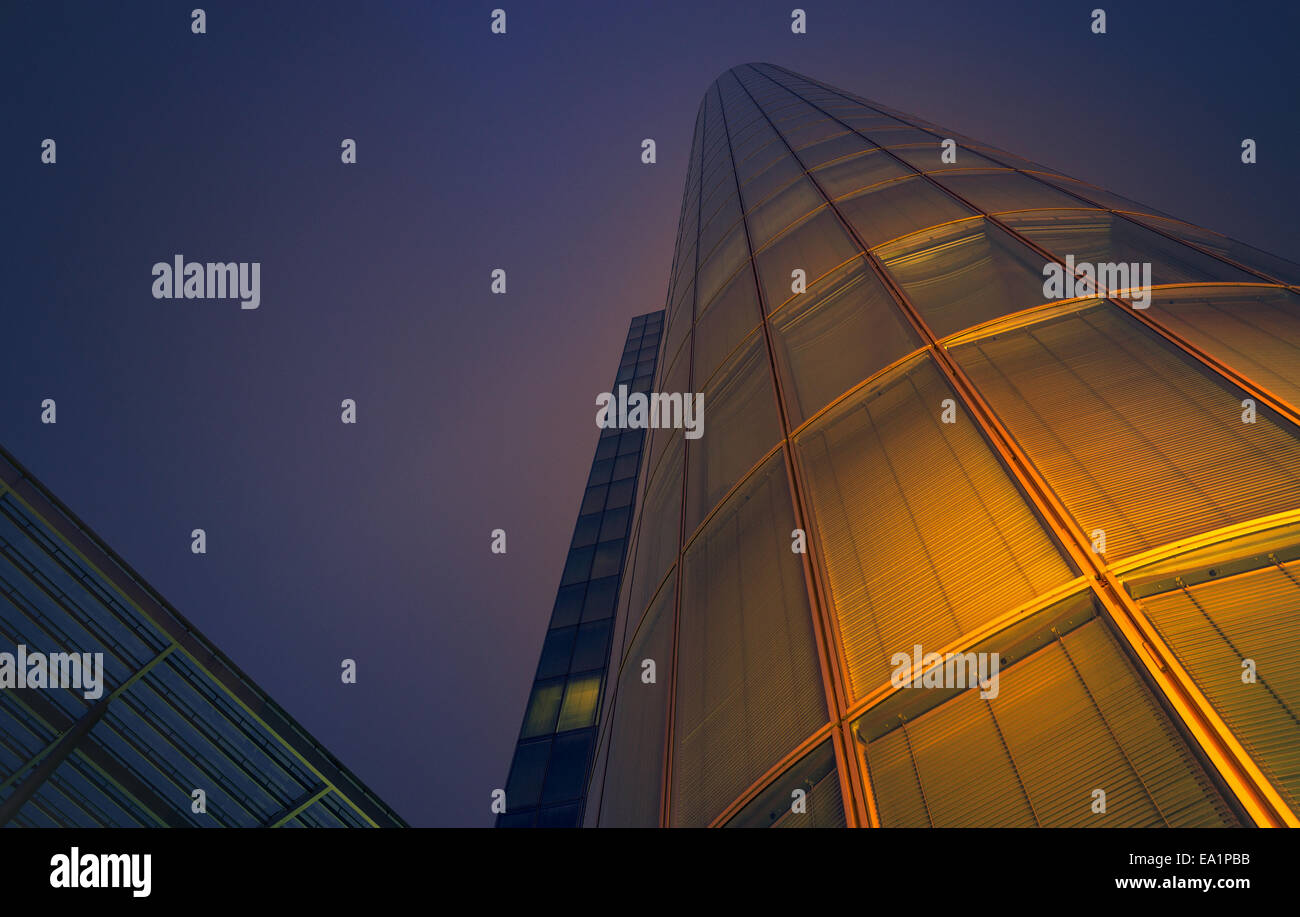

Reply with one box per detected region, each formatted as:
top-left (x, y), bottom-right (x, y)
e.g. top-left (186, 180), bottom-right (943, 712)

top-left (586, 63), bottom-right (1300, 828)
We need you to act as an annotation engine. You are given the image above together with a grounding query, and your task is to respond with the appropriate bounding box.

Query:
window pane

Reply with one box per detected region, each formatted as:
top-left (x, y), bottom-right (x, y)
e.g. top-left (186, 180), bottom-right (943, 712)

top-left (560, 545), bottom-right (594, 586)
top-left (1128, 214), bottom-right (1300, 284)
top-left (581, 575), bottom-right (619, 623)
top-left (555, 674), bottom-right (601, 732)
top-left (1031, 173), bottom-right (1177, 219)
top-left (875, 217), bottom-right (1051, 338)
top-left (868, 127), bottom-right (946, 147)
top-left (798, 131), bottom-right (875, 169)
top-left (755, 206), bottom-right (861, 314)
top-left (587, 458), bottom-right (613, 487)
top-left (626, 443), bottom-right (682, 625)
top-left (694, 267), bottom-right (762, 387)
top-left (665, 282), bottom-right (693, 360)
top-left (837, 175), bottom-right (974, 249)
top-left (536, 626), bottom-right (576, 679)
top-left (933, 169), bottom-right (1092, 213)
top-left (1124, 527), bottom-right (1300, 812)
top-left (747, 177), bottom-right (825, 250)
top-left (686, 333), bottom-right (783, 534)
top-left (891, 145), bottom-right (1004, 173)
top-left (591, 539), bottom-right (625, 579)
top-left (598, 505), bottom-right (631, 542)
top-left (504, 740), bottom-right (550, 809)
top-left (786, 119), bottom-right (848, 149)
top-left (859, 610), bottom-right (1238, 827)
top-left (794, 354), bottom-right (1074, 699)
top-left (521, 680), bottom-right (563, 738)
top-left (772, 256), bottom-right (920, 426)
top-left (579, 485), bottom-right (606, 516)
top-left (550, 583), bottom-right (586, 628)
top-left (813, 148), bottom-right (912, 199)
top-left (674, 453), bottom-right (827, 827)
top-left (540, 730), bottom-right (595, 804)
top-left (611, 452), bottom-right (638, 482)
top-left (570, 620), bottom-right (612, 674)
top-left (698, 223), bottom-right (750, 312)
top-left (952, 303), bottom-right (1300, 559)
top-left (699, 193), bottom-right (741, 257)
top-left (570, 512), bottom-right (601, 549)
top-left (1001, 210), bottom-right (1259, 286)
top-left (605, 479), bottom-right (634, 509)
top-left (739, 151), bottom-right (804, 208)
top-left (725, 740), bottom-right (844, 828)
top-left (1141, 286), bottom-right (1300, 411)
top-left (647, 350), bottom-right (686, 475)
top-left (597, 581), bottom-right (675, 826)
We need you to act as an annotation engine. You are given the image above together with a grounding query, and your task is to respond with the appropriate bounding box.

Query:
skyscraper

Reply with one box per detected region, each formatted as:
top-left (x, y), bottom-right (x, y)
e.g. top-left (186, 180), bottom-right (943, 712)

top-left (580, 64), bottom-right (1300, 828)
top-left (0, 446), bottom-right (405, 827)
top-left (498, 310), bottom-right (664, 827)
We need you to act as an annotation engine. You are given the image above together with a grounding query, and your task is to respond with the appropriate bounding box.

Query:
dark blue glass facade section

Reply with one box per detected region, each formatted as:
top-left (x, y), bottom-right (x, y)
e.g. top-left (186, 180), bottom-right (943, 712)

top-left (497, 310), bottom-right (664, 827)
top-left (0, 447), bottom-right (404, 828)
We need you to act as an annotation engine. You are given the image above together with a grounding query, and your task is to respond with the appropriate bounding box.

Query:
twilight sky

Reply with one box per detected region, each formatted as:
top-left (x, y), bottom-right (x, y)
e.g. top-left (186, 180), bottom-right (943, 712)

top-left (2, 0), bottom-right (1296, 827)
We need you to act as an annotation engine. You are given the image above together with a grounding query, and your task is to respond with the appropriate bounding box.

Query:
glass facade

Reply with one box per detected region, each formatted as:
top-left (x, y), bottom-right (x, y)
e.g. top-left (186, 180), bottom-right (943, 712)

top-left (0, 447), bottom-right (404, 827)
top-left (498, 310), bottom-right (664, 827)
top-left (584, 64), bottom-right (1300, 827)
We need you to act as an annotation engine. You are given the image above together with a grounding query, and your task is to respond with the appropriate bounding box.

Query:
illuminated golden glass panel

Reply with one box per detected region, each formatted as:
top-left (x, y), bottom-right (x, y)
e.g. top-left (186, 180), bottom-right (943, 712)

top-left (860, 609), bottom-right (1238, 827)
top-left (771, 256), bottom-right (920, 427)
top-left (673, 453), bottom-right (826, 827)
top-left (875, 217), bottom-right (1051, 338)
top-left (1131, 547), bottom-right (1300, 812)
top-left (953, 303), bottom-right (1300, 559)
top-left (686, 332), bottom-right (782, 534)
top-left (754, 206), bottom-right (860, 314)
top-left (794, 354), bottom-right (1074, 699)
top-left (1143, 285), bottom-right (1300, 410)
